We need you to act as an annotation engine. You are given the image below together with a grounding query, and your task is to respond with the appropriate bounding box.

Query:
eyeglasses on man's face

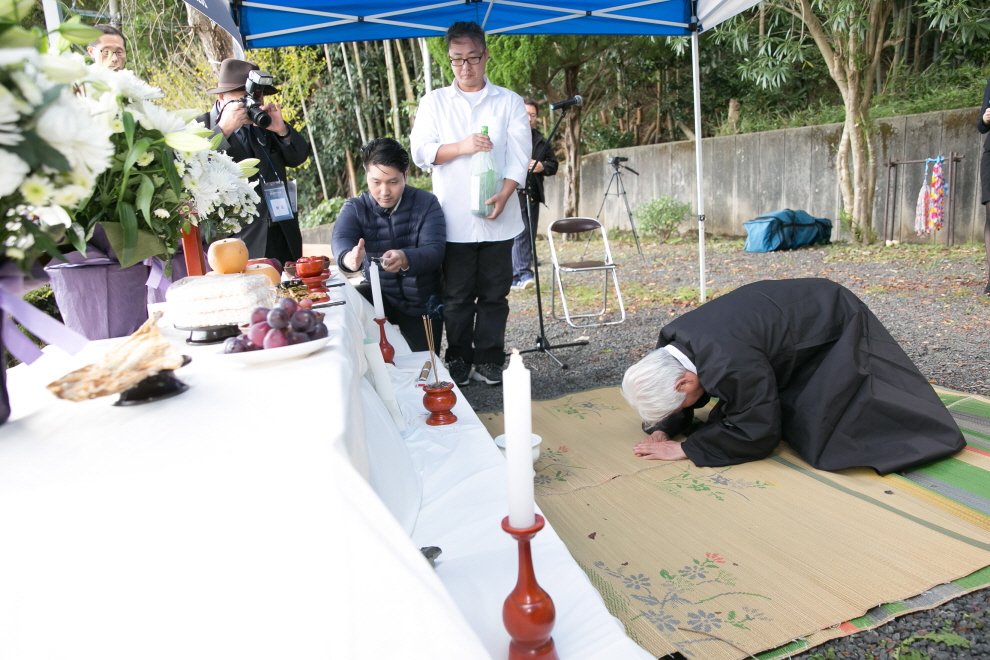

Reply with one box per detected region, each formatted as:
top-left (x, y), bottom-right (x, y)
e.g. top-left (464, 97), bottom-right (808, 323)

top-left (100, 48), bottom-right (126, 59)
top-left (448, 55), bottom-right (483, 67)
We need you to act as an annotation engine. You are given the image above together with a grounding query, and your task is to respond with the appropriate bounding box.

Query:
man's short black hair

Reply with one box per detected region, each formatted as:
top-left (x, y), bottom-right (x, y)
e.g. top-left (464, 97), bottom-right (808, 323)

top-left (523, 97), bottom-right (539, 109)
top-left (362, 138), bottom-right (409, 173)
top-left (88, 24), bottom-right (127, 49)
top-left (445, 21), bottom-right (486, 51)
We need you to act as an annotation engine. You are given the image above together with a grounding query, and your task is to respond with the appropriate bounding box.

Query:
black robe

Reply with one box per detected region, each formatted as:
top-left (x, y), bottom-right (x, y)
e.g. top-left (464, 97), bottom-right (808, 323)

top-left (654, 279), bottom-right (965, 475)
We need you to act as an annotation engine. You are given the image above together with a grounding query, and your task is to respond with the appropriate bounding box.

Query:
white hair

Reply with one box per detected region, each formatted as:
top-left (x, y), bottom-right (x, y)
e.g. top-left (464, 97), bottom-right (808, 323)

top-left (621, 349), bottom-right (687, 425)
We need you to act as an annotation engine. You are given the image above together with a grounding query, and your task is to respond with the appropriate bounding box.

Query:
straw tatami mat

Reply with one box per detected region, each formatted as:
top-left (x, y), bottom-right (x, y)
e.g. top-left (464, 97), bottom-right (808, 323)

top-left (479, 387), bottom-right (990, 659)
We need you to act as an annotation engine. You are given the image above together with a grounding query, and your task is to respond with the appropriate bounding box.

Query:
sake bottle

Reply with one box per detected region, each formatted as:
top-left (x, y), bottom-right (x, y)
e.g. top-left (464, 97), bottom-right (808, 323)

top-left (470, 126), bottom-right (500, 217)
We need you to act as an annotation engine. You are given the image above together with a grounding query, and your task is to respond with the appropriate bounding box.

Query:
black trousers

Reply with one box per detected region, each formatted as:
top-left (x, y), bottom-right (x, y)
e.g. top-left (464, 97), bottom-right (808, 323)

top-left (511, 191), bottom-right (541, 282)
top-left (442, 240), bottom-right (514, 366)
top-left (355, 282), bottom-right (442, 353)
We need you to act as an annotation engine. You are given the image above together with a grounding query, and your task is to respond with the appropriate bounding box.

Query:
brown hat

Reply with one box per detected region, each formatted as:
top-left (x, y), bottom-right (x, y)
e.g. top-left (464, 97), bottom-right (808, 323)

top-left (206, 58), bottom-right (280, 95)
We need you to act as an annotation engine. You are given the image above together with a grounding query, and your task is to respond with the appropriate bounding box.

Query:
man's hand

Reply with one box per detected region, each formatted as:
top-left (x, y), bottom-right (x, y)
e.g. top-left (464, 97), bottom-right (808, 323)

top-left (458, 132), bottom-right (493, 156)
top-left (343, 238), bottom-right (366, 272)
top-left (633, 431), bottom-right (688, 461)
top-left (485, 179), bottom-right (521, 220)
top-left (983, 107), bottom-right (990, 126)
top-left (217, 101), bottom-right (250, 138)
top-left (381, 249), bottom-right (408, 273)
top-left (259, 101), bottom-right (288, 136)
top-left (529, 159), bottom-right (544, 174)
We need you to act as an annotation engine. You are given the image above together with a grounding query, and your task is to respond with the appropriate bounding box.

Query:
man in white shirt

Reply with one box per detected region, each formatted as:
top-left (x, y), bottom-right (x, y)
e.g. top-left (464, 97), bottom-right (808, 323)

top-left (410, 21), bottom-right (530, 387)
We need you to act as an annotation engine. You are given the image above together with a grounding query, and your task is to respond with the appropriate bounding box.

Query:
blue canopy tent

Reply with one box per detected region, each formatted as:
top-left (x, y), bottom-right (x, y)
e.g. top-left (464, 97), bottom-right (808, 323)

top-left (229, 0), bottom-right (761, 302)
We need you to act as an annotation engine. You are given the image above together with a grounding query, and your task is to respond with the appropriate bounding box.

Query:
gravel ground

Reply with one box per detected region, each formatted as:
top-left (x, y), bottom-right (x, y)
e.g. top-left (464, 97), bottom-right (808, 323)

top-left (442, 234), bottom-right (990, 659)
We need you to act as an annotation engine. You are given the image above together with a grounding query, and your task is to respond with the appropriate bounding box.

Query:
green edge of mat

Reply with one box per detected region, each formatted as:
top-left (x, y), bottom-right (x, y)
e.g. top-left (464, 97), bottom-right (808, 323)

top-left (914, 458), bottom-right (990, 501)
top-left (949, 398), bottom-right (990, 418)
top-left (939, 393), bottom-right (967, 406)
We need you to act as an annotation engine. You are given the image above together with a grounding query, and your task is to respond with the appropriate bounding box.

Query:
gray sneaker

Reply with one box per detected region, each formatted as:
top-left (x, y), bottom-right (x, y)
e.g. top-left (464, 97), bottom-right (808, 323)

top-left (446, 356), bottom-right (471, 386)
top-left (471, 362), bottom-right (504, 385)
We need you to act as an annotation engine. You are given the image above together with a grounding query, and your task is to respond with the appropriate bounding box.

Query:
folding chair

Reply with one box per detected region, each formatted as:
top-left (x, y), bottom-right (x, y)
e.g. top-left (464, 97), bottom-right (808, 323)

top-left (547, 217), bottom-right (626, 328)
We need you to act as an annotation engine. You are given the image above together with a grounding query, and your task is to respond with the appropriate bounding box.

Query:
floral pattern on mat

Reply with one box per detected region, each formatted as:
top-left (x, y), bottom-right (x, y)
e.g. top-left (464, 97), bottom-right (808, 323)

top-left (654, 466), bottom-right (776, 502)
top-left (593, 553), bottom-right (772, 657)
top-left (546, 396), bottom-right (621, 420)
top-left (535, 445), bottom-right (587, 488)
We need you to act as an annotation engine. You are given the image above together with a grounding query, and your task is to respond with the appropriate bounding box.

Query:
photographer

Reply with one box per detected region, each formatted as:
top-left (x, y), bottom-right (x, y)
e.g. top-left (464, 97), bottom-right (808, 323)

top-left (198, 59), bottom-right (310, 265)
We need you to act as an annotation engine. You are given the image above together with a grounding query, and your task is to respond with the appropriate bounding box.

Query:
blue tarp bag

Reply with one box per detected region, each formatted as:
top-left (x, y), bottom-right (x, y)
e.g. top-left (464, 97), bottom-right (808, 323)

top-left (743, 209), bottom-right (832, 253)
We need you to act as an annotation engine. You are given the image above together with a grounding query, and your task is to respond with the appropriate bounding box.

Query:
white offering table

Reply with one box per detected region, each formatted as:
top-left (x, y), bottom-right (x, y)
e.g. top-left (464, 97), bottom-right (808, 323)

top-left (0, 276), bottom-right (650, 660)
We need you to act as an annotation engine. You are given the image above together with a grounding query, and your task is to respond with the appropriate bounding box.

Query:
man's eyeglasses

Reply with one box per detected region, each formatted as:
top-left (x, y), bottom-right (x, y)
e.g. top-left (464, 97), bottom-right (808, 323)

top-left (99, 48), bottom-right (126, 59)
top-left (449, 55), bottom-right (483, 67)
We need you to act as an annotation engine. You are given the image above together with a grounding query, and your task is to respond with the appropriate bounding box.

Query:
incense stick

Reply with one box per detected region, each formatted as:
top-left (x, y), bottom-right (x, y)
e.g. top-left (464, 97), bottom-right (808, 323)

top-left (422, 315), bottom-right (438, 386)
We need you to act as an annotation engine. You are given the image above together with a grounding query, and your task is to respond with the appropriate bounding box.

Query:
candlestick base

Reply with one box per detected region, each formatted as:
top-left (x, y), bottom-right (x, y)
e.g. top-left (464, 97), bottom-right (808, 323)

top-left (502, 514), bottom-right (559, 660)
top-left (374, 317), bottom-right (395, 365)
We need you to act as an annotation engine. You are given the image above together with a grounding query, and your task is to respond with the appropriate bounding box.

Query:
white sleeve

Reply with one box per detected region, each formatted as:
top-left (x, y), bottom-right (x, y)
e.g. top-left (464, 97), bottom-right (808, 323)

top-left (410, 92), bottom-right (441, 169)
top-left (502, 94), bottom-right (531, 187)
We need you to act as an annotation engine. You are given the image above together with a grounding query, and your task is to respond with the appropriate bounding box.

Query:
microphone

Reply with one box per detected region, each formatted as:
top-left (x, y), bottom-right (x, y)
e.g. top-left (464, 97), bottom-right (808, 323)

top-left (549, 95), bottom-right (583, 111)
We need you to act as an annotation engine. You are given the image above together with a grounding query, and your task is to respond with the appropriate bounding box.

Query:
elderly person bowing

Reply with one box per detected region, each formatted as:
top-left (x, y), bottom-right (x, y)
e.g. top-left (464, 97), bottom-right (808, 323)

top-left (621, 279), bottom-right (965, 475)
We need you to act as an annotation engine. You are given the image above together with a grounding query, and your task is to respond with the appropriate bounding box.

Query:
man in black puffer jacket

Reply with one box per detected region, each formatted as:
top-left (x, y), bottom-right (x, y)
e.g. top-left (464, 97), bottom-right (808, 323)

top-left (332, 138), bottom-right (446, 352)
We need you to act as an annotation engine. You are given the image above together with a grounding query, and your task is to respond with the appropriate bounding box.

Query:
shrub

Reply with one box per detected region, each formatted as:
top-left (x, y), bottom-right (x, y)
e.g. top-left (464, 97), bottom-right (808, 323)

top-left (299, 197), bottom-right (346, 229)
top-left (634, 196), bottom-right (692, 243)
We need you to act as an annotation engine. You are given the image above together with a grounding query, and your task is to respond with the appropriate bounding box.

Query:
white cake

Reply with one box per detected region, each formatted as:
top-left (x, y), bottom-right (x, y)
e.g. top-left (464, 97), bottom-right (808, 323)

top-left (166, 273), bottom-right (275, 327)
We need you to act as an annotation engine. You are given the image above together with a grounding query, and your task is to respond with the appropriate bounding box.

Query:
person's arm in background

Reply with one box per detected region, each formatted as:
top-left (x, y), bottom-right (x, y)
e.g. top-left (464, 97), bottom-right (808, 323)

top-left (977, 79), bottom-right (990, 134)
top-left (330, 199), bottom-right (366, 274)
top-left (540, 136), bottom-right (559, 178)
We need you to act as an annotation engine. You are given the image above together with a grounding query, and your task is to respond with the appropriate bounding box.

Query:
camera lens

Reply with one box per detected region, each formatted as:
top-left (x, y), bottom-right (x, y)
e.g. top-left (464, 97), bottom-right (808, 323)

top-left (248, 105), bottom-right (271, 128)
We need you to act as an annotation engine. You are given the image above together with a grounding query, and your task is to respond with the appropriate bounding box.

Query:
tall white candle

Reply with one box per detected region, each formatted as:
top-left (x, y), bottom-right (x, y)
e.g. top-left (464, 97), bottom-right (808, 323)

top-left (503, 349), bottom-right (535, 528)
top-left (369, 261), bottom-right (385, 319)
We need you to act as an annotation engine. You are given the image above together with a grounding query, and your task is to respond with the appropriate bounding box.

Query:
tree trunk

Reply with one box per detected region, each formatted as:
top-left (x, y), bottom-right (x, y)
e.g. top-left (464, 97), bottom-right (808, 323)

top-left (396, 40), bottom-right (415, 103)
top-left (298, 85), bottom-right (328, 201)
top-left (339, 43), bottom-right (369, 144)
top-left (561, 65), bottom-right (582, 218)
top-left (383, 40), bottom-right (401, 137)
top-left (419, 38), bottom-right (433, 95)
top-left (345, 147), bottom-right (359, 198)
top-left (185, 5), bottom-right (234, 75)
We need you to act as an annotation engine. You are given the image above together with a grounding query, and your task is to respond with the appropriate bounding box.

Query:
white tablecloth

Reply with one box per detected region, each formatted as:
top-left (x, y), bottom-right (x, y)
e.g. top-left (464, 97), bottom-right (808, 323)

top-left (0, 276), bottom-right (650, 660)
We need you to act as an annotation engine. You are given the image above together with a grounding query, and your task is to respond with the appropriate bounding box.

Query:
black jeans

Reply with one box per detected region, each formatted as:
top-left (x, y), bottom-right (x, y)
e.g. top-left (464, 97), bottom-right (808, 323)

top-left (511, 191), bottom-right (541, 282)
top-left (355, 282), bottom-right (442, 353)
top-left (442, 240), bottom-right (514, 366)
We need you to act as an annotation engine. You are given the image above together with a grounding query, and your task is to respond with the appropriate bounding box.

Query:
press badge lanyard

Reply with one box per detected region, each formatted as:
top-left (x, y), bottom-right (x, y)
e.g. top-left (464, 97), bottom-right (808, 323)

top-left (251, 127), bottom-right (294, 223)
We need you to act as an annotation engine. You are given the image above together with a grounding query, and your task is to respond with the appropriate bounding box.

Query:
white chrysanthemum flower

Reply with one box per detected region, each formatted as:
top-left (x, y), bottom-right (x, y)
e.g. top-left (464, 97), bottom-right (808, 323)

top-left (137, 152), bottom-right (154, 167)
top-left (39, 53), bottom-right (87, 84)
top-left (51, 184), bottom-right (89, 208)
top-left (19, 174), bottom-right (54, 205)
top-left (175, 161), bottom-right (185, 176)
top-left (97, 67), bottom-right (163, 101)
top-left (34, 204), bottom-right (72, 228)
top-left (134, 100), bottom-right (186, 136)
top-left (36, 88), bottom-right (114, 180)
top-left (69, 165), bottom-right (94, 190)
top-left (154, 208), bottom-right (169, 219)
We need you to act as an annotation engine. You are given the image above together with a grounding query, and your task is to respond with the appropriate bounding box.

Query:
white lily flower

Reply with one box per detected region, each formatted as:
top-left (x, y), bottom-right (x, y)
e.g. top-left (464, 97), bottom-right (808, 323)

top-left (34, 204), bottom-right (73, 228)
top-left (0, 149), bottom-right (29, 197)
top-left (39, 53), bottom-right (87, 84)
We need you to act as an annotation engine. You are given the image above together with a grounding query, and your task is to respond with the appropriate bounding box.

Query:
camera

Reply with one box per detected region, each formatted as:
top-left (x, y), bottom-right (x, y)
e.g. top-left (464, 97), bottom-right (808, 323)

top-left (239, 70), bottom-right (274, 129)
top-left (607, 156), bottom-right (629, 165)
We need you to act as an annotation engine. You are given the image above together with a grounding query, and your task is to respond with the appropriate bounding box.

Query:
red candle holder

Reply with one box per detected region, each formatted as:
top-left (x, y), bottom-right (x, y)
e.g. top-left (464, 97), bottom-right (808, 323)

top-left (422, 381), bottom-right (457, 426)
top-left (502, 514), bottom-right (559, 660)
top-left (374, 317), bottom-right (395, 365)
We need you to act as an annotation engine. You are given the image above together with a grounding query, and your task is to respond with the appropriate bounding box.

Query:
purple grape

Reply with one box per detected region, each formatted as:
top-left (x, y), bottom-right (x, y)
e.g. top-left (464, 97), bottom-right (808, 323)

top-left (290, 309), bottom-right (316, 333)
top-left (285, 329), bottom-right (308, 345)
top-left (248, 321), bottom-right (271, 347)
top-left (223, 336), bottom-right (248, 354)
top-left (250, 307), bottom-right (270, 325)
top-left (263, 327), bottom-right (288, 349)
top-left (309, 322), bottom-right (328, 340)
top-left (267, 307), bottom-right (289, 330)
top-left (277, 297), bottom-right (298, 316)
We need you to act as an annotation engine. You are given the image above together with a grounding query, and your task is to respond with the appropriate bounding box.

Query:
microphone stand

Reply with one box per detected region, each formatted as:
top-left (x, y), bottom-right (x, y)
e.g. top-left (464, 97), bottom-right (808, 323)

top-left (518, 105), bottom-right (588, 369)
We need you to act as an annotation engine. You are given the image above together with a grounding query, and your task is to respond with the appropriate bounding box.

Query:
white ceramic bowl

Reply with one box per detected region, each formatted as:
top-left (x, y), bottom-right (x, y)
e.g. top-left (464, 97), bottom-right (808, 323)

top-left (492, 433), bottom-right (542, 463)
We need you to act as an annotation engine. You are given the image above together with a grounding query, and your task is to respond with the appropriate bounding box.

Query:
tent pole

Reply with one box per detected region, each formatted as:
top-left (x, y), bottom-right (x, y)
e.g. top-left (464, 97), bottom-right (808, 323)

top-left (420, 38), bottom-right (432, 95)
top-left (42, 0), bottom-right (62, 49)
top-left (691, 22), bottom-right (706, 304)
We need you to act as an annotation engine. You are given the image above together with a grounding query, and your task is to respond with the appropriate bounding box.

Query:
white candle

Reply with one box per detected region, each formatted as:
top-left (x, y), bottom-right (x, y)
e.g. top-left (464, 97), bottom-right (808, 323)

top-left (369, 261), bottom-right (385, 319)
top-left (503, 349), bottom-right (535, 528)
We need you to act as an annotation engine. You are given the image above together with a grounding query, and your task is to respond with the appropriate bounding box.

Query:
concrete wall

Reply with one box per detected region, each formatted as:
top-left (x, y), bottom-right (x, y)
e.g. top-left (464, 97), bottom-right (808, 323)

top-left (540, 107), bottom-right (985, 244)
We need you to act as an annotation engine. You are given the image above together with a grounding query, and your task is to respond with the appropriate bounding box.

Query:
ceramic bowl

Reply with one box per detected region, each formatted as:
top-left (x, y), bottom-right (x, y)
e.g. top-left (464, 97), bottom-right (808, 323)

top-left (296, 260), bottom-right (324, 278)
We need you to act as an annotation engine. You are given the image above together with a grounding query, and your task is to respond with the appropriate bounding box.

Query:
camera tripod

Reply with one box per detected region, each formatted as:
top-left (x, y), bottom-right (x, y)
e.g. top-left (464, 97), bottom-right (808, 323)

top-left (596, 158), bottom-right (646, 261)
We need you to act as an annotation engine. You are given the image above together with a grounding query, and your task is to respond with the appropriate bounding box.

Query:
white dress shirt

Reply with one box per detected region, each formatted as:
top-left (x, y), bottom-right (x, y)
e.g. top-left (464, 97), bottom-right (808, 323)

top-left (663, 344), bottom-right (697, 374)
top-left (410, 78), bottom-right (530, 243)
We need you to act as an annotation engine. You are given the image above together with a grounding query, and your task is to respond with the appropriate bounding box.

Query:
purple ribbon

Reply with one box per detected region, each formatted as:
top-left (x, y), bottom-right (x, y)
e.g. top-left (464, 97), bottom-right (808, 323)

top-left (144, 256), bottom-right (171, 293)
top-left (0, 263), bottom-right (89, 365)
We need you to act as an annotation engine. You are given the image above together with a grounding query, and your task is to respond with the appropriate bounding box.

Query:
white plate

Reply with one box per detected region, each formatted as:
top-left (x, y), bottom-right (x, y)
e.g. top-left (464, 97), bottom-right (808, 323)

top-left (219, 336), bottom-right (331, 365)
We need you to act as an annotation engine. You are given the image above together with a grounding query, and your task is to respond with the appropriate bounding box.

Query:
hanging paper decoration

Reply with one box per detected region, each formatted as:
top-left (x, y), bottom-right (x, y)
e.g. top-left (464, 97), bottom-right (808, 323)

top-left (915, 156), bottom-right (947, 237)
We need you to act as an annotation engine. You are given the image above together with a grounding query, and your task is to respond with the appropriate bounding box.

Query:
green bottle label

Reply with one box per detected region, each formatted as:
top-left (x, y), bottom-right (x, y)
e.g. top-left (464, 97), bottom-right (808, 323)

top-left (481, 126), bottom-right (489, 135)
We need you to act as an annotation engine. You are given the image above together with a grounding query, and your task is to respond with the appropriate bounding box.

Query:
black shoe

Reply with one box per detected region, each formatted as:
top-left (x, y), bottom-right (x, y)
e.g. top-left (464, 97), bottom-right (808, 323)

top-left (447, 357), bottom-right (471, 386)
top-left (471, 362), bottom-right (504, 385)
